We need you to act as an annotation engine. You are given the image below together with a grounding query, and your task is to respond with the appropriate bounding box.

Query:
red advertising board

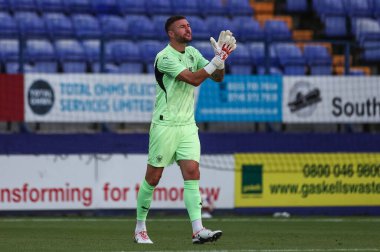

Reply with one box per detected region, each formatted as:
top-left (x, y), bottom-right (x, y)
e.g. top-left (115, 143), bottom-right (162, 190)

top-left (0, 74), bottom-right (24, 121)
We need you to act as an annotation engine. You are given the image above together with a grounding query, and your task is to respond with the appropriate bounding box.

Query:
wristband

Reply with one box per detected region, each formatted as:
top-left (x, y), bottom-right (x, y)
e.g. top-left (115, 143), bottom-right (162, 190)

top-left (203, 62), bottom-right (217, 75)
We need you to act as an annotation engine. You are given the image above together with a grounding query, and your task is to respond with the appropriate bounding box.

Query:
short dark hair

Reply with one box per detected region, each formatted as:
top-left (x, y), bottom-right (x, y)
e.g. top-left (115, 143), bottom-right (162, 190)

top-left (165, 15), bottom-right (186, 33)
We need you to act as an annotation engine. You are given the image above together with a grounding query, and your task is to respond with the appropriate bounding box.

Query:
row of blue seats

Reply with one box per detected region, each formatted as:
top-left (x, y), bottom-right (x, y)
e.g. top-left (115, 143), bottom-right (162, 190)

top-left (0, 0), bottom-right (253, 17)
top-left (0, 12), bottom-right (292, 42)
top-left (0, 39), bottom-right (334, 75)
top-left (313, 0), bottom-right (380, 18)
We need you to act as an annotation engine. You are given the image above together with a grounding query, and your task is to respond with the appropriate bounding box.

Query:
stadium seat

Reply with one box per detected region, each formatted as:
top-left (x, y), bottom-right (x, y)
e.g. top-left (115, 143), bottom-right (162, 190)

top-left (227, 43), bottom-right (252, 74)
top-left (138, 40), bottom-right (166, 73)
top-left (107, 40), bottom-right (143, 73)
top-left (146, 0), bottom-right (172, 16)
top-left (323, 16), bottom-right (347, 37)
top-left (125, 15), bottom-right (155, 40)
top-left (200, 0), bottom-right (228, 17)
top-left (171, 0), bottom-right (199, 15)
top-left (151, 15), bottom-right (170, 41)
top-left (99, 15), bottom-right (130, 39)
top-left (264, 20), bottom-right (292, 41)
top-left (82, 39), bottom-right (114, 72)
top-left (249, 43), bottom-right (281, 74)
top-left (303, 45), bottom-right (332, 75)
top-left (44, 13), bottom-right (75, 39)
top-left (91, 0), bottom-right (118, 15)
top-left (0, 39), bottom-right (20, 73)
top-left (316, 0), bottom-right (346, 16)
top-left (186, 16), bottom-right (209, 40)
top-left (373, 0), bottom-right (380, 18)
top-left (353, 18), bottom-right (380, 47)
top-left (232, 17), bottom-right (264, 42)
top-left (274, 43), bottom-right (306, 75)
top-left (0, 12), bottom-right (19, 38)
top-left (72, 14), bottom-right (101, 39)
top-left (205, 16), bottom-right (235, 40)
top-left (24, 39), bottom-right (57, 73)
top-left (226, 0), bottom-right (254, 16)
top-left (63, 0), bottom-right (92, 14)
top-left (14, 12), bottom-right (47, 38)
top-left (191, 41), bottom-right (214, 60)
top-left (55, 39), bottom-right (87, 72)
top-left (35, 0), bottom-right (66, 13)
top-left (9, 0), bottom-right (38, 12)
top-left (0, 0), bottom-right (11, 11)
top-left (118, 0), bottom-right (146, 15)
top-left (286, 0), bottom-right (308, 12)
top-left (345, 0), bottom-right (372, 18)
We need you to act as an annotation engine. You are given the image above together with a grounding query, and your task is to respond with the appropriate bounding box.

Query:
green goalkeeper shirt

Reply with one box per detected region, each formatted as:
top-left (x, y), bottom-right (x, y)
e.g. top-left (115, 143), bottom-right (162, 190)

top-left (152, 44), bottom-right (209, 126)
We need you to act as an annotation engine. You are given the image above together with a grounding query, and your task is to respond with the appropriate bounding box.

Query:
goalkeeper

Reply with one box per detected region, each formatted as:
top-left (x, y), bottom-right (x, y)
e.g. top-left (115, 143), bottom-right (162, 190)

top-left (134, 15), bottom-right (237, 244)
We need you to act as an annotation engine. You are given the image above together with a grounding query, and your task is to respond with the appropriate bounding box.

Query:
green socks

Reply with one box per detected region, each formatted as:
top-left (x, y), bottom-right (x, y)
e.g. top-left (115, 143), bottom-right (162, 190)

top-left (137, 179), bottom-right (202, 222)
top-left (136, 179), bottom-right (155, 221)
top-left (184, 180), bottom-right (202, 222)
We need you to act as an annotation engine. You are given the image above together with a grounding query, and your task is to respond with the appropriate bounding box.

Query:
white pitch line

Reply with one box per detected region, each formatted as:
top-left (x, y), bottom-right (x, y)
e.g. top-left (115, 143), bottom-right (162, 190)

top-left (1, 218), bottom-right (380, 223)
top-left (106, 249), bottom-right (379, 252)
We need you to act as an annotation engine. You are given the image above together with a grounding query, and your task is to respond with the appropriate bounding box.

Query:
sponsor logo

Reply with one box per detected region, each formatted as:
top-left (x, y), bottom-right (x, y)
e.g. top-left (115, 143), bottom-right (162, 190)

top-left (241, 165), bottom-right (263, 195)
top-left (28, 80), bottom-right (54, 115)
top-left (288, 81), bottom-right (321, 118)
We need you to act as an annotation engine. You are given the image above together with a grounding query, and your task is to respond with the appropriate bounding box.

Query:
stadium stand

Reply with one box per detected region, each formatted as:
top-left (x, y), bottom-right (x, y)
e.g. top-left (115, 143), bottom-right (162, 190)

top-left (0, 12), bottom-right (20, 38)
top-left (35, 0), bottom-right (66, 13)
top-left (171, 0), bottom-right (199, 16)
top-left (14, 12), bottom-right (47, 38)
top-left (24, 39), bottom-right (57, 73)
top-left (0, 39), bottom-right (19, 73)
top-left (63, 0), bottom-right (92, 14)
top-left (72, 14), bottom-right (101, 39)
top-left (118, 0), bottom-right (146, 15)
top-left (44, 13), bottom-right (75, 39)
top-left (55, 39), bottom-right (87, 72)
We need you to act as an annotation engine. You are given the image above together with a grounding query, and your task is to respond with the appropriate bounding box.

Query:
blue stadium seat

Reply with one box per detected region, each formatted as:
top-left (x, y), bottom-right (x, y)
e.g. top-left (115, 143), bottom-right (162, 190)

top-left (317, 0), bottom-right (346, 16)
top-left (55, 39), bottom-right (87, 72)
top-left (72, 14), bottom-right (101, 39)
top-left (373, 0), bottom-right (380, 18)
top-left (146, 0), bottom-right (172, 16)
top-left (0, 12), bottom-right (19, 38)
top-left (82, 39), bottom-right (114, 72)
top-left (125, 15), bottom-right (155, 40)
top-left (264, 20), bottom-right (292, 41)
top-left (345, 0), bottom-right (372, 18)
top-left (191, 41), bottom-right (214, 60)
top-left (186, 16), bottom-right (209, 40)
top-left (227, 43), bottom-right (252, 74)
top-left (323, 16), bottom-right (347, 37)
top-left (118, 0), bottom-right (146, 15)
top-left (14, 12), bottom-right (47, 38)
top-left (152, 15), bottom-right (170, 41)
top-left (286, 0), bottom-right (308, 12)
top-left (274, 43), bottom-right (306, 75)
top-left (171, 0), bottom-right (199, 15)
top-left (63, 0), bottom-right (92, 14)
top-left (0, 0), bottom-right (11, 11)
top-left (24, 39), bottom-right (57, 73)
top-left (248, 42), bottom-right (281, 74)
top-left (9, 0), bottom-right (37, 12)
top-left (226, 0), bottom-right (253, 16)
top-left (232, 17), bottom-right (264, 42)
top-left (99, 15), bottom-right (130, 39)
top-left (138, 40), bottom-right (166, 73)
top-left (107, 40), bottom-right (143, 73)
top-left (44, 13), bottom-right (75, 39)
top-left (91, 0), bottom-right (118, 15)
top-left (0, 39), bottom-right (19, 73)
top-left (200, 0), bottom-right (228, 17)
top-left (303, 45), bottom-right (332, 75)
top-left (36, 0), bottom-right (65, 13)
top-left (205, 16), bottom-right (235, 40)
top-left (354, 18), bottom-right (380, 46)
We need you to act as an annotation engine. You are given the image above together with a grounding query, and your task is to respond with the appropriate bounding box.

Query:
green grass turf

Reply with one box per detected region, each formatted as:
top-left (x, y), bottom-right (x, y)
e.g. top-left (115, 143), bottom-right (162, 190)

top-left (0, 216), bottom-right (379, 251)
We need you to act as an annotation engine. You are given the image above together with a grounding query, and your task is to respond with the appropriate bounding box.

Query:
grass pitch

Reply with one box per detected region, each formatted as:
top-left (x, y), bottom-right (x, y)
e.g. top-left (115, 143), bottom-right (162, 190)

top-left (0, 216), bottom-right (379, 252)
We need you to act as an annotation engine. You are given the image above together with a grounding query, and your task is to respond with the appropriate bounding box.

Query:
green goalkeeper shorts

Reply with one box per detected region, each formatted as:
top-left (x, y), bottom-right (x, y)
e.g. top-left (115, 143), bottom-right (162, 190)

top-left (147, 123), bottom-right (200, 167)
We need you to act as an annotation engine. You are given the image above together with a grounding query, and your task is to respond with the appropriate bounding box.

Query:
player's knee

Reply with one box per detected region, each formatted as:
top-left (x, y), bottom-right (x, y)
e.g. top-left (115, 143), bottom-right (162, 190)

top-left (145, 174), bottom-right (161, 186)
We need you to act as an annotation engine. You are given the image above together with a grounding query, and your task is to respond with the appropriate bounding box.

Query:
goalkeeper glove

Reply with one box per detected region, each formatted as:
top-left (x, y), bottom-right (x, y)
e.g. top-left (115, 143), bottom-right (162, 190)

top-left (210, 30), bottom-right (237, 69)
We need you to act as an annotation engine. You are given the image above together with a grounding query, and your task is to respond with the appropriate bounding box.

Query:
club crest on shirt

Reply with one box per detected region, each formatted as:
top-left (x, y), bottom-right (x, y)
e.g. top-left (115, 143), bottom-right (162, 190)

top-left (188, 55), bottom-right (194, 63)
top-left (156, 155), bottom-right (163, 163)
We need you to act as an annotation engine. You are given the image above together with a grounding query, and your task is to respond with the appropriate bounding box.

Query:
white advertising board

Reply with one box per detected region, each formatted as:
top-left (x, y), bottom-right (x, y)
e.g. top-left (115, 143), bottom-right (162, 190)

top-left (24, 74), bottom-right (156, 122)
top-left (283, 76), bottom-right (380, 123)
top-left (0, 154), bottom-right (234, 210)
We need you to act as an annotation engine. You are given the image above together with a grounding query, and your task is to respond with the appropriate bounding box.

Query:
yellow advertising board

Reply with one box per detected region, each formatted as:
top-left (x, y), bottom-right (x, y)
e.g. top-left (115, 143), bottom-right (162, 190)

top-left (235, 153), bottom-right (380, 207)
